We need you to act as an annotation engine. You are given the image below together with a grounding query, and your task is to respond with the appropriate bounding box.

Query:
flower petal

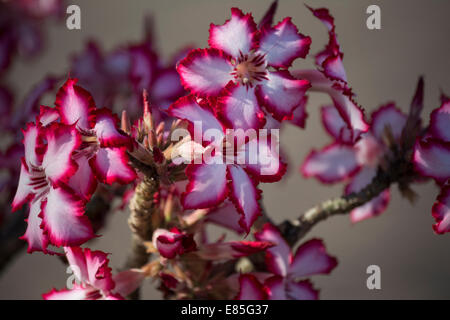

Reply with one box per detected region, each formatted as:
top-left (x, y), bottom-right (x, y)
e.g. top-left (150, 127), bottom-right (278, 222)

top-left (11, 160), bottom-right (34, 212)
top-left (68, 155), bottom-right (97, 200)
top-left (20, 200), bottom-right (50, 253)
top-left (208, 8), bottom-right (257, 58)
top-left (113, 269), bottom-right (145, 297)
top-left (237, 274), bottom-right (268, 300)
top-left (307, 6), bottom-right (347, 84)
top-left (345, 167), bottom-right (390, 223)
top-left (89, 147), bottom-right (137, 185)
top-left (239, 133), bottom-right (286, 182)
top-left (94, 108), bottom-right (132, 148)
top-left (181, 161), bottom-right (228, 209)
top-left (432, 187), bottom-right (450, 234)
top-left (289, 95), bottom-right (309, 128)
top-left (351, 190), bottom-right (390, 223)
top-left (42, 124), bottom-right (81, 187)
top-left (55, 78), bottom-right (96, 131)
top-left (42, 285), bottom-right (92, 300)
top-left (256, 71), bottom-right (310, 121)
top-left (227, 165), bottom-right (262, 232)
top-left (22, 122), bottom-right (42, 168)
top-left (289, 239), bottom-right (338, 278)
top-left (168, 95), bottom-right (224, 142)
top-left (205, 201), bottom-right (246, 234)
top-left (196, 241), bottom-right (273, 260)
top-left (293, 70), bottom-right (368, 144)
top-left (41, 186), bottom-right (94, 247)
top-left (258, 17), bottom-right (311, 68)
top-left (254, 223), bottom-right (291, 277)
top-left (264, 276), bottom-right (287, 300)
top-left (37, 106), bottom-right (60, 126)
top-left (371, 103), bottom-right (407, 142)
top-left (83, 248), bottom-right (114, 292)
top-left (65, 246), bottom-right (89, 283)
top-left (218, 83), bottom-right (265, 130)
top-left (151, 68), bottom-right (184, 102)
top-left (177, 48), bottom-right (233, 97)
top-left (321, 105), bottom-right (346, 140)
top-left (301, 143), bottom-right (359, 183)
top-left (413, 139), bottom-right (450, 183)
top-left (286, 280), bottom-right (319, 300)
top-left (128, 44), bottom-right (157, 91)
top-left (429, 98), bottom-right (450, 142)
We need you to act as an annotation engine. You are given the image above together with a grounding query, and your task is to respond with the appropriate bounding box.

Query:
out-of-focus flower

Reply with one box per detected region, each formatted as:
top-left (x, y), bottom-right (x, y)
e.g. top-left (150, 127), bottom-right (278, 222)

top-left (301, 78), bottom-right (424, 222)
top-left (414, 93), bottom-right (450, 233)
top-left (0, 0), bottom-right (64, 75)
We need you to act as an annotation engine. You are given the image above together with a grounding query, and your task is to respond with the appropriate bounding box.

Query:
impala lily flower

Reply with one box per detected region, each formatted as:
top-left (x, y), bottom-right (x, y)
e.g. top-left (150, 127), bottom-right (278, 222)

top-left (292, 7), bottom-right (368, 144)
top-left (177, 8), bottom-right (311, 129)
top-left (300, 76), bottom-right (427, 223)
top-left (12, 122), bottom-right (94, 252)
top-left (302, 103), bottom-right (409, 222)
top-left (431, 186), bottom-right (450, 234)
top-left (43, 247), bottom-right (144, 300)
top-left (414, 93), bottom-right (450, 233)
top-left (169, 95), bottom-right (286, 232)
top-left (55, 78), bottom-right (136, 197)
top-left (414, 94), bottom-right (450, 184)
top-left (252, 223), bottom-right (337, 300)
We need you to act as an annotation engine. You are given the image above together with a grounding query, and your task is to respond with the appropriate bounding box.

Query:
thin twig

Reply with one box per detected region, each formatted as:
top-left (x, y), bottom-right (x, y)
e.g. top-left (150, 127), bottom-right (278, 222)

top-left (278, 157), bottom-right (415, 246)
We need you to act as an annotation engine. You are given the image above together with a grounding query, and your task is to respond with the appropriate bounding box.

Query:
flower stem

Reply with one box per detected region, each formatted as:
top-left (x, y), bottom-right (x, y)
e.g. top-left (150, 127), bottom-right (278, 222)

top-left (278, 157), bottom-right (415, 246)
top-left (125, 173), bottom-right (159, 299)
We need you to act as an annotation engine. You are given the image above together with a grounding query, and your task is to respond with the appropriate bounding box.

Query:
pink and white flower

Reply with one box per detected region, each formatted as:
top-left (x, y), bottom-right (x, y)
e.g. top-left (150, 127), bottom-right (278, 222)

top-left (413, 94), bottom-right (450, 233)
top-left (177, 8), bottom-right (311, 129)
top-left (414, 94), bottom-right (450, 184)
top-left (11, 78), bottom-right (138, 252)
top-left (169, 95), bottom-right (286, 232)
top-left (12, 122), bottom-right (95, 252)
top-left (300, 75), bottom-right (426, 223)
top-left (43, 246), bottom-right (144, 300)
top-left (55, 78), bottom-right (136, 194)
top-left (238, 223), bottom-right (338, 300)
top-left (301, 102), bottom-right (408, 222)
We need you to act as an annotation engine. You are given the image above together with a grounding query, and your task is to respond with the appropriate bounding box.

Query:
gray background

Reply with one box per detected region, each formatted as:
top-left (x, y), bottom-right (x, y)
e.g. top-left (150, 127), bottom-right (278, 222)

top-left (1, 0), bottom-right (450, 299)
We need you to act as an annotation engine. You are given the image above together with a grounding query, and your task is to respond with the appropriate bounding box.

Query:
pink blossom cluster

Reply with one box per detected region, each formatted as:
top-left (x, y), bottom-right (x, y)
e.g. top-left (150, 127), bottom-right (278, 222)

top-left (4, 2), bottom-right (449, 301)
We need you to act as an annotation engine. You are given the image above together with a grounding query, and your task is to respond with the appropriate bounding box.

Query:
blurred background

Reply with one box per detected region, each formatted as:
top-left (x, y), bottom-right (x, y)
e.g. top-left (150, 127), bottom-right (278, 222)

top-left (1, 0), bottom-right (450, 299)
